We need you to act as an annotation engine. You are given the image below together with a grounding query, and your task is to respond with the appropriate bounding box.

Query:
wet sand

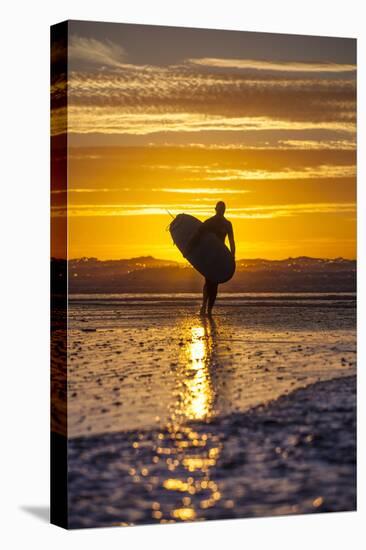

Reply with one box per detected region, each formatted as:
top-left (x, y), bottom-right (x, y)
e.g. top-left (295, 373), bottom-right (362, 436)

top-left (63, 294), bottom-right (356, 528)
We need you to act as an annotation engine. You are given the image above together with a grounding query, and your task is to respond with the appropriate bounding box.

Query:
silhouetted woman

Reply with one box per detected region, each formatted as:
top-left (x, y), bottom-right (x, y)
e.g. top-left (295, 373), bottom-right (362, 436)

top-left (188, 201), bottom-right (235, 316)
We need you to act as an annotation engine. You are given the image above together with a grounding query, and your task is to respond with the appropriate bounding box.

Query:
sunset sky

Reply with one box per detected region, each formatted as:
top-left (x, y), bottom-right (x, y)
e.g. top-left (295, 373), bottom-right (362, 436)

top-left (51, 21), bottom-right (356, 261)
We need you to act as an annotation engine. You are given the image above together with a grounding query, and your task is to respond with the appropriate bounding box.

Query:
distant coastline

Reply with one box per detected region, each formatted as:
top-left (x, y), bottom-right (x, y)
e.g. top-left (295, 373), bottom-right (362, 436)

top-left (51, 256), bottom-right (356, 294)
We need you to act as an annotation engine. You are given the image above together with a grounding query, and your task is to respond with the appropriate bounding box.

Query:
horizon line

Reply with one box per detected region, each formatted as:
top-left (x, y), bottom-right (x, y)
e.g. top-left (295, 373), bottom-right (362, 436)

top-left (52, 254), bottom-right (357, 262)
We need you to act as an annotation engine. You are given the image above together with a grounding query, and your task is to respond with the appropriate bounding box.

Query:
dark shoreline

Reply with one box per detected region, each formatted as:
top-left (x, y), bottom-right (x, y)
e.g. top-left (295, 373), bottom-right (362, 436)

top-left (68, 375), bottom-right (356, 529)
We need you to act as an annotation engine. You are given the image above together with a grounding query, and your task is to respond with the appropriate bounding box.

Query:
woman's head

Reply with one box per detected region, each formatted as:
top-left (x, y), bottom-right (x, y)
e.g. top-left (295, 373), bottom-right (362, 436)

top-left (215, 201), bottom-right (226, 216)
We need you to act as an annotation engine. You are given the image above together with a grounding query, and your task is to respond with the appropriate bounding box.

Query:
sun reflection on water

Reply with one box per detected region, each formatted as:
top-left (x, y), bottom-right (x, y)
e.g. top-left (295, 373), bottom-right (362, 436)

top-left (184, 325), bottom-right (213, 421)
top-left (128, 318), bottom-right (222, 524)
top-left (158, 319), bottom-right (222, 521)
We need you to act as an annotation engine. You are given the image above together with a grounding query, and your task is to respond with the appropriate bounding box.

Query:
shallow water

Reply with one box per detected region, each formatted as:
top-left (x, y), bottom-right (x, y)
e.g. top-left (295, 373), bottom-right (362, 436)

top-left (66, 293), bottom-right (356, 437)
top-left (60, 294), bottom-right (356, 528)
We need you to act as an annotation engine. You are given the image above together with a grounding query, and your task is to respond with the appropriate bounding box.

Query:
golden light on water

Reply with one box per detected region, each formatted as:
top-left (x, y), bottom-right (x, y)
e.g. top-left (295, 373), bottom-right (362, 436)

top-left (159, 320), bottom-right (222, 520)
top-left (183, 325), bottom-right (213, 421)
top-left (171, 507), bottom-right (196, 521)
top-left (163, 479), bottom-right (190, 492)
top-left (182, 456), bottom-right (217, 472)
top-left (129, 319), bottom-right (222, 523)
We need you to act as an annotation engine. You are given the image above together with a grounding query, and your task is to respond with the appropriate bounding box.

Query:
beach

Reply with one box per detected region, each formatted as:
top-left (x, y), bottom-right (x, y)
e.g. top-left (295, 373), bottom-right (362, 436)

top-left (63, 293), bottom-right (356, 528)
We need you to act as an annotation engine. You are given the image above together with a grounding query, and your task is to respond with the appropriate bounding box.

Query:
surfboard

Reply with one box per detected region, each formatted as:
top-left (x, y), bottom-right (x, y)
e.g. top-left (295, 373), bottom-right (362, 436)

top-left (169, 213), bottom-right (236, 284)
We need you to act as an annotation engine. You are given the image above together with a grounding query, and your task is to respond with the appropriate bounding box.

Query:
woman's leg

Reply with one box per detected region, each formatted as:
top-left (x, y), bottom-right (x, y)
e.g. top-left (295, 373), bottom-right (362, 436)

top-left (200, 278), bottom-right (209, 314)
top-left (207, 281), bottom-right (218, 315)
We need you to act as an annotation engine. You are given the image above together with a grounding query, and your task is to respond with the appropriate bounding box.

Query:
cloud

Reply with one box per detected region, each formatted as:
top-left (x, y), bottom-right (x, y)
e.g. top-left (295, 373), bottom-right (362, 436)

top-left (51, 188), bottom-right (121, 194)
top-left (55, 64), bottom-right (355, 138)
top-left (186, 57), bottom-right (356, 73)
top-left (69, 35), bottom-right (128, 69)
top-left (197, 165), bottom-right (356, 181)
top-left (51, 201), bottom-right (355, 219)
top-left (51, 187), bottom-right (249, 197)
top-left (65, 69), bottom-right (355, 122)
top-left (53, 108), bottom-right (354, 136)
top-left (276, 139), bottom-right (356, 150)
top-left (146, 164), bottom-right (356, 180)
top-left (51, 37), bottom-right (356, 149)
top-left (66, 128), bottom-right (356, 149)
top-left (153, 188), bottom-right (250, 194)
top-left (148, 139), bottom-right (356, 150)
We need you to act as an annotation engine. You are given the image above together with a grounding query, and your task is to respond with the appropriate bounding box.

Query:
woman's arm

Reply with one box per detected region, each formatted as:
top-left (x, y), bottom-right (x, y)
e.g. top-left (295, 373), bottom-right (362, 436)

top-left (228, 224), bottom-right (236, 259)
